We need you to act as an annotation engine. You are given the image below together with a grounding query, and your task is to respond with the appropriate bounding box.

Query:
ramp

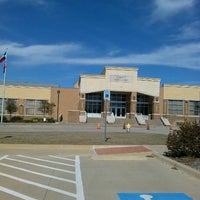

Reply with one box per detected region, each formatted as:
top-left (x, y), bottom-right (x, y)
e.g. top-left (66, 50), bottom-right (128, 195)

top-left (135, 114), bottom-right (146, 125)
top-left (161, 116), bottom-right (170, 126)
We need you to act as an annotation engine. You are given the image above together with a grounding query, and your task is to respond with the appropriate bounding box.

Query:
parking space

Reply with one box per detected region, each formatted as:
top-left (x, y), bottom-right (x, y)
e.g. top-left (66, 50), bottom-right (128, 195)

top-left (0, 154), bottom-right (84, 200)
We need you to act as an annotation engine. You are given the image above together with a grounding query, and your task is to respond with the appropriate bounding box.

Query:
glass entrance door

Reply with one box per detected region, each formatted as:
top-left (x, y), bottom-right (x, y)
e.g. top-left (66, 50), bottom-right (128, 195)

top-left (110, 93), bottom-right (128, 118)
top-left (111, 107), bottom-right (126, 118)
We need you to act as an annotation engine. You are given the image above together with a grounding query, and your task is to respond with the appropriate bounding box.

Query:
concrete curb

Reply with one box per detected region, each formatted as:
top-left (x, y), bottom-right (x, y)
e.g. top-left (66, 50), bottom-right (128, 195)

top-left (153, 152), bottom-right (200, 180)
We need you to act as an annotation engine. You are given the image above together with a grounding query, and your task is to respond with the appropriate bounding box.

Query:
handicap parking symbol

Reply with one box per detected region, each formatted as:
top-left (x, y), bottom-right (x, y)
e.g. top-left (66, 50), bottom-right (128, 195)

top-left (118, 193), bottom-right (193, 200)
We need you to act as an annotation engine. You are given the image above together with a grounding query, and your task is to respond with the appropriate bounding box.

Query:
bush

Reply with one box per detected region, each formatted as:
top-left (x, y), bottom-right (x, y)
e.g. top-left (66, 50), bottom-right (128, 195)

top-left (167, 121), bottom-right (200, 157)
top-left (2, 116), bottom-right (8, 122)
top-left (10, 116), bottom-right (23, 122)
top-left (47, 118), bottom-right (55, 123)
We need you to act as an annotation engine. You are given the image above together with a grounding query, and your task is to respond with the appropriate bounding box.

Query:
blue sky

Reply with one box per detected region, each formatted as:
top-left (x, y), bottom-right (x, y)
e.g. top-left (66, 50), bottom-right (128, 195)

top-left (0, 0), bottom-right (200, 87)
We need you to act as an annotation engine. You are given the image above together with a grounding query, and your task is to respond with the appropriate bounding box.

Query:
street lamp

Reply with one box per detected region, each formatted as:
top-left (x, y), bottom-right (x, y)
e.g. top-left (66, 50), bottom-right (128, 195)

top-left (57, 90), bottom-right (60, 122)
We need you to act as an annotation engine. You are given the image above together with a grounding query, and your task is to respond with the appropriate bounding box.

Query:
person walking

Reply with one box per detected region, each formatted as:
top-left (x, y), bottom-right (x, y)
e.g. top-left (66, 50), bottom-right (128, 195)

top-left (126, 123), bottom-right (131, 132)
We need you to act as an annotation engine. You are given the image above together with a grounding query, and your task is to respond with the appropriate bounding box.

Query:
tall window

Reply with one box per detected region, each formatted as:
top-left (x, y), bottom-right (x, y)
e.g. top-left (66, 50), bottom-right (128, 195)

top-left (168, 100), bottom-right (183, 115)
top-left (137, 94), bottom-right (153, 115)
top-left (86, 93), bottom-right (103, 113)
top-left (189, 101), bottom-right (200, 115)
top-left (26, 99), bottom-right (46, 116)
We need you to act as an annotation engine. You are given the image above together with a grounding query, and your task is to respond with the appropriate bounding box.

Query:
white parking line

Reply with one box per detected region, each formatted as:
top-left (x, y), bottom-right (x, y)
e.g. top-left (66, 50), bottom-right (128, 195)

top-left (0, 162), bottom-right (76, 184)
top-left (75, 155), bottom-right (85, 200)
top-left (0, 172), bottom-right (77, 198)
top-left (49, 155), bottom-right (76, 162)
top-left (17, 155), bottom-right (75, 167)
top-left (0, 155), bottom-right (85, 200)
top-left (0, 186), bottom-right (38, 200)
top-left (0, 155), bottom-right (8, 160)
top-left (5, 157), bottom-right (75, 174)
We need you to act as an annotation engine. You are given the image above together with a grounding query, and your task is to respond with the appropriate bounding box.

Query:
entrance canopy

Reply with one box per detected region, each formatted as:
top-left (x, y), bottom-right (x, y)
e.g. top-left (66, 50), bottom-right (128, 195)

top-left (79, 66), bottom-right (160, 97)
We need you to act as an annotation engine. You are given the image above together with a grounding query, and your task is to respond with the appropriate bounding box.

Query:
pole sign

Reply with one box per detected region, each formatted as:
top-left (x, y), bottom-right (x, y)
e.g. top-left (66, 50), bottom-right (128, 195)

top-left (104, 90), bottom-right (110, 101)
top-left (118, 193), bottom-right (193, 200)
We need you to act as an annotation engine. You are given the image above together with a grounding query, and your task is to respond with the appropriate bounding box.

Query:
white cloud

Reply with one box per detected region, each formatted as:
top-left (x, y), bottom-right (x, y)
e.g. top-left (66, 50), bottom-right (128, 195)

top-left (151, 0), bottom-right (195, 21)
top-left (1, 41), bottom-right (200, 70)
top-left (0, 42), bottom-right (83, 65)
top-left (171, 21), bottom-right (200, 41)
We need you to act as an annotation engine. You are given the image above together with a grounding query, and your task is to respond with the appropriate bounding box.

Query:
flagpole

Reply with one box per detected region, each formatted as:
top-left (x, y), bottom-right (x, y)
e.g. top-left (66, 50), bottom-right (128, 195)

top-left (1, 68), bottom-right (6, 123)
top-left (1, 52), bottom-right (7, 124)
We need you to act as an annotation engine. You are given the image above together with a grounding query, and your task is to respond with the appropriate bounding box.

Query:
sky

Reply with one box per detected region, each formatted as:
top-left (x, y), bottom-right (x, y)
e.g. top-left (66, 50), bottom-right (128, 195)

top-left (0, 0), bottom-right (200, 88)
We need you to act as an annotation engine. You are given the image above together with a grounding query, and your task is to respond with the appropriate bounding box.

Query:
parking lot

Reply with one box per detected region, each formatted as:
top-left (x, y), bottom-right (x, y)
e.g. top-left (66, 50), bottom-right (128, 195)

top-left (0, 145), bottom-right (200, 200)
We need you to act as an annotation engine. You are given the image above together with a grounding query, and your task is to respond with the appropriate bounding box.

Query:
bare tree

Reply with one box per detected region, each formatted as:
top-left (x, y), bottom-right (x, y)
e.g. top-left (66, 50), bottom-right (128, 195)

top-left (39, 100), bottom-right (55, 118)
top-left (6, 99), bottom-right (18, 120)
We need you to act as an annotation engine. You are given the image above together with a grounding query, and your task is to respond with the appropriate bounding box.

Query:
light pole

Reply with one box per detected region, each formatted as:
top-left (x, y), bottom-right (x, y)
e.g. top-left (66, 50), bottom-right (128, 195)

top-left (57, 90), bottom-right (60, 122)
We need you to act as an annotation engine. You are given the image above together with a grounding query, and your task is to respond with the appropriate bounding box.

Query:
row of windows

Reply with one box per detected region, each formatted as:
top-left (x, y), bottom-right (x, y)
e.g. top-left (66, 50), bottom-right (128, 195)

top-left (0, 98), bottom-right (48, 116)
top-left (168, 100), bottom-right (200, 115)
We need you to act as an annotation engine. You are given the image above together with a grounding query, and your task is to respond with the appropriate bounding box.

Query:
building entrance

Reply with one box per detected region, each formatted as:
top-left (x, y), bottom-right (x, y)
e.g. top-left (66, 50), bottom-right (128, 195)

top-left (110, 93), bottom-right (128, 118)
top-left (111, 107), bottom-right (126, 118)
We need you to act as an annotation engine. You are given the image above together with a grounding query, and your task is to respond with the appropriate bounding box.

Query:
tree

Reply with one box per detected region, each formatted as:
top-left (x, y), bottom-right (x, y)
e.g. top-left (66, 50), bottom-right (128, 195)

top-left (39, 100), bottom-right (55, 118)
top-left (6, 99), bottom-right (18, 120)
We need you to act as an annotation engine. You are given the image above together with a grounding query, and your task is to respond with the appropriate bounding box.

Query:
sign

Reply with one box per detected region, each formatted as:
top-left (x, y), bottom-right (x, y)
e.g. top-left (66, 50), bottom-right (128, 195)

top-left (118, 193), bottom-right (193, 200)
top-left (104, 90), bottom-right (110, 101)
top-left (110, 75), bottom-right (133, 83)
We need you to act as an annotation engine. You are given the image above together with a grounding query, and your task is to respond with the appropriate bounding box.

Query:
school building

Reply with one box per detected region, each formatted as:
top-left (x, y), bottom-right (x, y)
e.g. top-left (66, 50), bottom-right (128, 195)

top-left (1, 66), bottom-right (200, 124)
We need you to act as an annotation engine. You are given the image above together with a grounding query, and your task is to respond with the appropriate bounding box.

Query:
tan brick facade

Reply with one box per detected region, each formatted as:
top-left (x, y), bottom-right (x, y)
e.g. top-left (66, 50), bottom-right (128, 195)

top-left (51, 88), bottom-right (79, 122)
top-left (1, 67), bottom-right (200, 123)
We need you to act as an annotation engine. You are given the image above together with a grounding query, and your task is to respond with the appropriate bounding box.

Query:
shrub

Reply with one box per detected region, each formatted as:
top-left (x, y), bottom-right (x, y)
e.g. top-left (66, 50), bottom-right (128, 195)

top-left (47, 118), bottom-right (55, 123)
top-left (2, 116), bottom-right (8, 122)
top-left (32, 118), bottom-right (43, 123)
top-left (10, 116), bottom-right (23, 122)
top-left (166, 121), bottom-right (200, 157)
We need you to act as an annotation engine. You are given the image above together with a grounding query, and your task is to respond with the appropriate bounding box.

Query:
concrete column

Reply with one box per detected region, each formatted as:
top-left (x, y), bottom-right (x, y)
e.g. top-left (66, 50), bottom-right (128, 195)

top-left (163, 99), bottom-right (168, 115)
top-left (18, 99), bottom-right (25, 116)
top-left (130, 92), bottom-right (137, 118)
top-left (184, 100), bottom-right (189, 116)
top-left (79, 93), bottom-right (85, 111)
top-left (152, 96), bottom-right (160, 119)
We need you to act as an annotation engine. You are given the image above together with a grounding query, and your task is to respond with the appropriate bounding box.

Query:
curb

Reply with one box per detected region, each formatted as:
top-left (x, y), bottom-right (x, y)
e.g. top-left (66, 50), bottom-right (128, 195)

top-left (153, 152), bottom-right (200, 180)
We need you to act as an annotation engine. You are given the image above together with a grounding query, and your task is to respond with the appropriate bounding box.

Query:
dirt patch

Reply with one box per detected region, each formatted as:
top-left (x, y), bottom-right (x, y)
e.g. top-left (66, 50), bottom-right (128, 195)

top-left (172, 157), bottom-right (200, 172)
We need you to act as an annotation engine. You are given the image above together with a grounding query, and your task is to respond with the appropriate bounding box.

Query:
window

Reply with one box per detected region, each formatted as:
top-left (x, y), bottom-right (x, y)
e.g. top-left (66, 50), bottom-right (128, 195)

top-left (26, 100), bottom-right (35, 115)
top-left (86, 93), bottom-right (103, 113)
top-left (137, 94), bottom-right (153, 115)
top-left (189, 101), bottom-right (200, 116)
top-left (168, 100), bottom-right (183, 115)
top-left (26, 99), bottom-right (46, 116)
top-left (36, 100), bottom-right (44, 115)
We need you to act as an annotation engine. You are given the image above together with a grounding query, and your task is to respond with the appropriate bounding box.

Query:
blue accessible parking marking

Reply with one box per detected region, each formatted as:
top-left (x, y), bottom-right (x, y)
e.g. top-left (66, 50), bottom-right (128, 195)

top-left (118, 193), bottom-right (193, 200)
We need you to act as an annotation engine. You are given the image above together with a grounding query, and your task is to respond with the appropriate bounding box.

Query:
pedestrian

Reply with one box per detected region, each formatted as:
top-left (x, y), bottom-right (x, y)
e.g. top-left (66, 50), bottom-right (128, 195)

top-left (126, 123), bottom-right (131, 132)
